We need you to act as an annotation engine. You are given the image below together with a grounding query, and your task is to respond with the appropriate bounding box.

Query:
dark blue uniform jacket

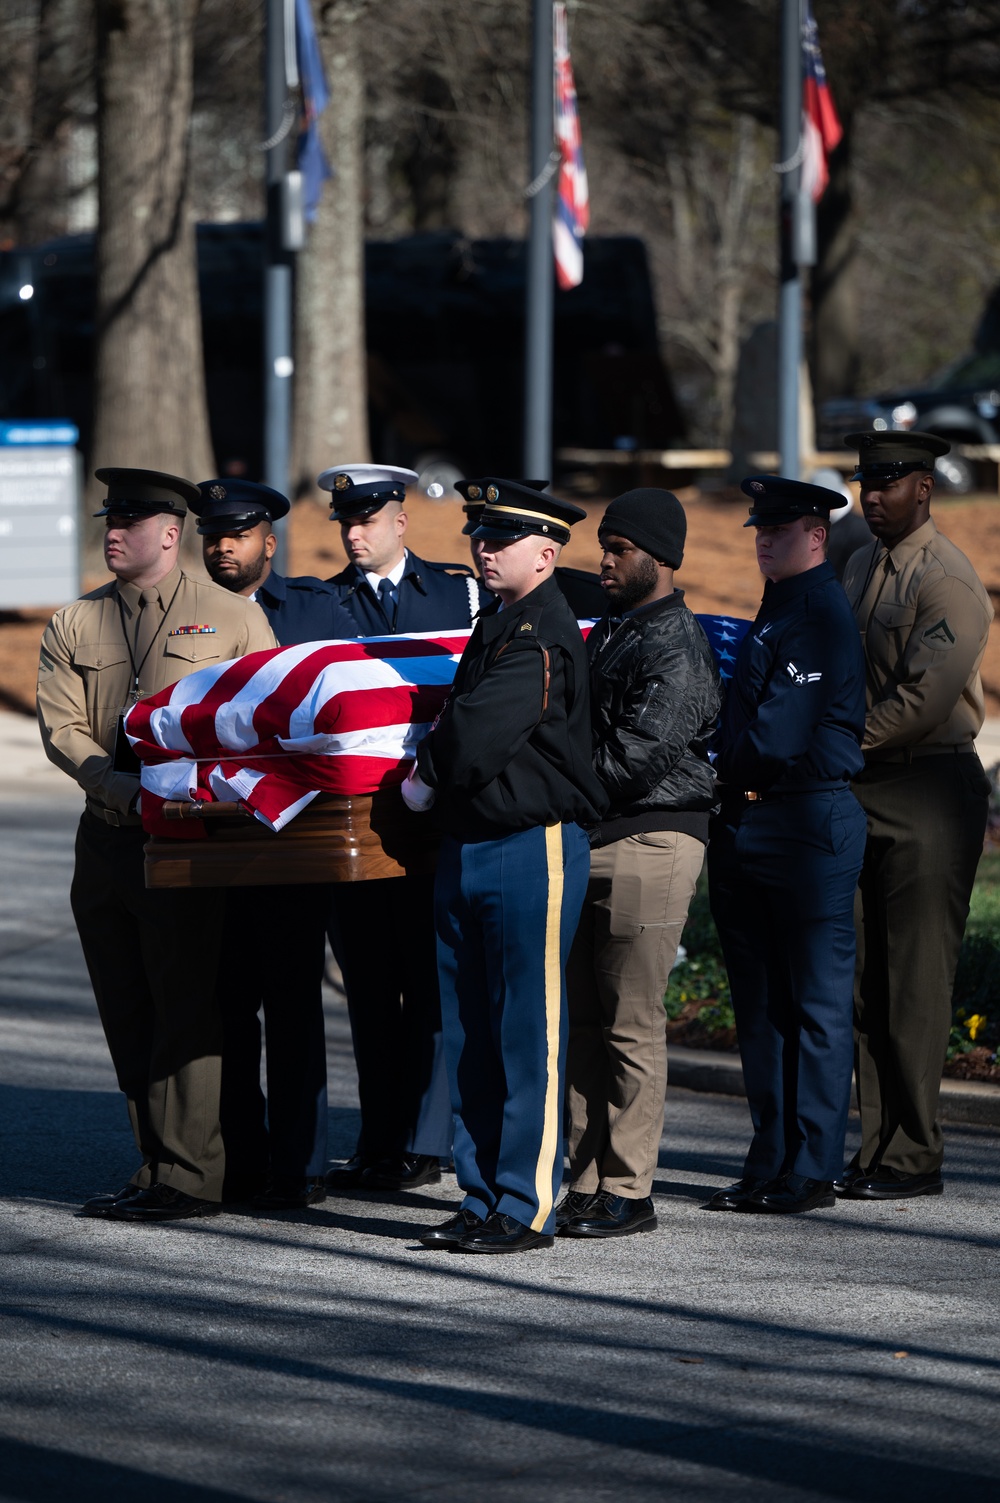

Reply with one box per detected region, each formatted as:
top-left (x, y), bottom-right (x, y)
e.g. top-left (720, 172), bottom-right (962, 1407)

top-left (256, 570), bottom-right (359, 646)
top-left (715, 560), bottom-right (865, 792)
top-left (327, 552), bottom-right (486, 636)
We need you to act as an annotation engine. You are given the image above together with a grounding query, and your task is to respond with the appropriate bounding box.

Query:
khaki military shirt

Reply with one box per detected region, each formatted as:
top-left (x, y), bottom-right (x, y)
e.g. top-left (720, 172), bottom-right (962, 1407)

top-left (842, 517), bottom-right (993, 754)
top-left (36, 564), bottom-right (277, 815)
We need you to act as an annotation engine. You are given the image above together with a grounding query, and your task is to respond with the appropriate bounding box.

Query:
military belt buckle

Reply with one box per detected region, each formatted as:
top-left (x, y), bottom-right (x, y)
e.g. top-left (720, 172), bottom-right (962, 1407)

top-left (744, 790), bottom-right (762, 803)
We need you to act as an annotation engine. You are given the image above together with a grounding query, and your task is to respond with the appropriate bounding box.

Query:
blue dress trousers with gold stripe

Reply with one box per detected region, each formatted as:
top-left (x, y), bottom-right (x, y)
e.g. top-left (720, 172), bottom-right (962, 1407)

top-left (417, 575), bottom-right (606, 1232)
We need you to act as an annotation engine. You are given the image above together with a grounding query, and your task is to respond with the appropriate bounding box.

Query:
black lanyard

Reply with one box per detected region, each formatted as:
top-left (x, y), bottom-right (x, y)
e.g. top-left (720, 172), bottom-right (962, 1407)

top-left (116, 578), bottom-right (181, 702)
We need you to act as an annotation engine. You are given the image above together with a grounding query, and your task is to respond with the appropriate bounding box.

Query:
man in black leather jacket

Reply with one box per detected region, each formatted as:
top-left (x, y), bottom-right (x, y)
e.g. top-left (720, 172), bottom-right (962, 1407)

top-left (561, 488), bottom-right (722, 1239)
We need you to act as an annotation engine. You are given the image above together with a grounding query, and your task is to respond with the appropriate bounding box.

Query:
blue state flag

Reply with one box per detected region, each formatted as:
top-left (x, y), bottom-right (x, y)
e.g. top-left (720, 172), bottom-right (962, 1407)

top-left (296, 0), bottom-right (332, 221)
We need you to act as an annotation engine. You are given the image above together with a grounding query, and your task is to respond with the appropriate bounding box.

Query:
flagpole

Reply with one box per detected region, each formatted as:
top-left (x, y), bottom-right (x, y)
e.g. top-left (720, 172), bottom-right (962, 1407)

top-left (264, 0), bottom-right (297, 571)
top-left (777, 0), bottom-right (803, 480)
top-left (524, 0), bottom-right (554, 480)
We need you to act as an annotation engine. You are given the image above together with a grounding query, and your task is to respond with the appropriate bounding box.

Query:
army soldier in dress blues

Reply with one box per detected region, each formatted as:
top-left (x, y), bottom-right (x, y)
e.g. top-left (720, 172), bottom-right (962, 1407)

top-left (839, 432), bottom-right (993, 1201)
top-left (319, 464), bottom-right (488, 1193)
top-left (707, 476), bottom-right (867, 1215)
top-left (36, 469), bottom-right (276, 1221)
top-left (460, 480), bottom-right (608, 619)
top-left (190, 478), bottom-right (358, 1210)
top-left (406, 480), bottom-right (607, 1254)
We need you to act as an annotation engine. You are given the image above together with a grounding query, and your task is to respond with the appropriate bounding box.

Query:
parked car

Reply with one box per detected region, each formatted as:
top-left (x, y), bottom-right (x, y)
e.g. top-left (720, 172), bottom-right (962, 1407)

top-left (818, 285), bottom-right (1000, 494)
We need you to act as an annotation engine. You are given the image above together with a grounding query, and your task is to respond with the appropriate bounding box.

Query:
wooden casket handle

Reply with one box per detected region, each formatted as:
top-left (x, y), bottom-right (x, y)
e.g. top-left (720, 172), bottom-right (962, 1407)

top-left (144, 789), bottom-right (439, 889)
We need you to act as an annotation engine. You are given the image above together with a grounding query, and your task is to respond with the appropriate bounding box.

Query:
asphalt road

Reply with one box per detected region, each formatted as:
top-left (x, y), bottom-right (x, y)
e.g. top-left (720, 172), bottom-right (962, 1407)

top-left (2, 786), bottom-right (999, 1503)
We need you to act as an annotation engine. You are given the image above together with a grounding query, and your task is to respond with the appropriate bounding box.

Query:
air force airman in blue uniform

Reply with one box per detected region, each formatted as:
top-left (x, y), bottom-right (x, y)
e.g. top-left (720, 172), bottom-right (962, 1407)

top-left (192, 478), bottom-right (357, 1209)
top-left (406, 480), bottom-right (607, 1253)
top-left (318, 465), bottom-right (488, 1193)
top-left (707, 476), bottom-right (867, 1215)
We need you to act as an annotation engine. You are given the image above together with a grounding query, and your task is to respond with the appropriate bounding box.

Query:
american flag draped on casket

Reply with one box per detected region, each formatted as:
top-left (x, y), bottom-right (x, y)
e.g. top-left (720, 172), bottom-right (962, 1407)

top-left (125, 616), bottom-right (749, 840)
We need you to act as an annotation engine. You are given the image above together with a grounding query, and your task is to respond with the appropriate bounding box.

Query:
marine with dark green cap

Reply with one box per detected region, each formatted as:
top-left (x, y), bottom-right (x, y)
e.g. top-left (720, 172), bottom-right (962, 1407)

top-left (838, 430), bottom-right (994, 1202)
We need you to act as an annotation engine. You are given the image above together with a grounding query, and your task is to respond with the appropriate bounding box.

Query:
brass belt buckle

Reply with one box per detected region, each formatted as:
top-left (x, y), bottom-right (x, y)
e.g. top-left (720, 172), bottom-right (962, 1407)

top-left (744, 790), bottom-right (761, 803)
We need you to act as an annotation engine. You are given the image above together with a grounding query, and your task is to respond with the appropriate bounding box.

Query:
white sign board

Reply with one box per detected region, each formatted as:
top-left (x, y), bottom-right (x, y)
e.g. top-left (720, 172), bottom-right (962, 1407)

top-left (0, 422), bottom-right (80, 608)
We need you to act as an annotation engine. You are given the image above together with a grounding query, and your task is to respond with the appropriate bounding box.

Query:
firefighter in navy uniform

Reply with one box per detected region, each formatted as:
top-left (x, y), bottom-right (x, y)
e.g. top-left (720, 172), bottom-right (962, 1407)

top-left (319, 464), bottom-right (488, 1192)
top-left (707, 476), bottom-right (867, 1215)
top-left (406, 480), bottom-right (607, 1254)
top-left (190, 478), bottom-right (359, 1209)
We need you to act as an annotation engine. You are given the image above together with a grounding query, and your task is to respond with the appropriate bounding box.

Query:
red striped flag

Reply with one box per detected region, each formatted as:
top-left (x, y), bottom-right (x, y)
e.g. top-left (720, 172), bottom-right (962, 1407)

top-left (124, 630), bottom-right (472, 838)
top-left (801, 1), bottom-right (842, 203)
top-left (125, 615), bottom-right (747, 840)
top-left (553, 2), bottom-right (589, 290)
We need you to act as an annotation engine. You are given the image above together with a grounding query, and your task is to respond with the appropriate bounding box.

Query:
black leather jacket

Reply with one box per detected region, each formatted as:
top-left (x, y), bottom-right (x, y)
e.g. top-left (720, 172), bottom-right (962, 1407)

top-left (587, 591), bottom-right (721, 845)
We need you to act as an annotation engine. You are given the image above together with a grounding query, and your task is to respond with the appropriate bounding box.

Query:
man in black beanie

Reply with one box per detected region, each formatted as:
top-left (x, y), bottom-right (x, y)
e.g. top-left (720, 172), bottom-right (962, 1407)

top-left (560, 488), bottom-right (722, 1238)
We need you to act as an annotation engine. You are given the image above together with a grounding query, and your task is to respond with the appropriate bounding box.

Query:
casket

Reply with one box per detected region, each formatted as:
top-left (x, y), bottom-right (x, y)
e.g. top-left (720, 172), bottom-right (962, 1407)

top-left (143, 787), bottom-right (438, 889)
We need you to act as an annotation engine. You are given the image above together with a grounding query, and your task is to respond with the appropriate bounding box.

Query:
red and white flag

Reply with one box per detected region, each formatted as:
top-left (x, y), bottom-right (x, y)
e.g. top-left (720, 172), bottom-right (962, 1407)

top-left (553, 2), bottom-right (589, 290)
top-left (124, 630), bottom-right (472, 838)
top-left (801, 0), bottom-right (842, 203)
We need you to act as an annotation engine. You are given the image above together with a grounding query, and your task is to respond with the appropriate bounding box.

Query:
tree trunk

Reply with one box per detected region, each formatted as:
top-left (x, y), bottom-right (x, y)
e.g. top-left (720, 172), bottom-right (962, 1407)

top-left (810, 134), bottom-right (860, 403)
top-left (90, 0), bottom-right (214, 527)
top-left (7, 0), bottom-right (94, 244)
top-left (292, 0), bottom-right (370, 503)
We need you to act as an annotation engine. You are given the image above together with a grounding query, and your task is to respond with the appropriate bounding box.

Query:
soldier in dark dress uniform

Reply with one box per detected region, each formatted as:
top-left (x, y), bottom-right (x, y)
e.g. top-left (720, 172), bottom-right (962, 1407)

top-left (191, 478), bottom-right (359, 1209)
top-left (707, 476), bottom-right (867, 1215)
top-left (318, 464), bottom-right (488, 1192)
top-left (406, 480), bottom-right (607, 1254)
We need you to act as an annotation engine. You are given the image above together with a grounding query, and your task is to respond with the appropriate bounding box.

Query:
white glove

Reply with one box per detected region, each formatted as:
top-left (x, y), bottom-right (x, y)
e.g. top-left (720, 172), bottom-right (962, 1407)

top-left (401, 765), bottom-right (435, 812)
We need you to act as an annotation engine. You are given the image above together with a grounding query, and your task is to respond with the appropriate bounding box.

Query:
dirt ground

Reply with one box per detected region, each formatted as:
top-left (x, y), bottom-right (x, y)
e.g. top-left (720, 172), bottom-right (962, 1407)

top-left (4, 486), bottom-right (1000, 716)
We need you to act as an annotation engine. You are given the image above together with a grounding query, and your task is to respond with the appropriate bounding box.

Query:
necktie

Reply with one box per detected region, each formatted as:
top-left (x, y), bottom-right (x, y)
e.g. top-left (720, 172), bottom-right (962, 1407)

top-left (377, 577), bottom-right (398, 629)
top-left (134, 587), bottom-right (162, 685)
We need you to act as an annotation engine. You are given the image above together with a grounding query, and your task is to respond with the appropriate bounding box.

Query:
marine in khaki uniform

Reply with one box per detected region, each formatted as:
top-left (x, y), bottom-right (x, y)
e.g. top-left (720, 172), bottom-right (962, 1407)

top-left (36, 468), bottom-right (276, 1221)
top-left (838, 432), bottom-right (993, 1201)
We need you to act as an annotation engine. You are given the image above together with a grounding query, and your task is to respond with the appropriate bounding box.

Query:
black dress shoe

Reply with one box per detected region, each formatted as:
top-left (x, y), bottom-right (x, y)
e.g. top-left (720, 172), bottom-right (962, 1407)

top-left (360, 1154), bottom-right (442, 1191)
top-left (555, 1190), bottom-right (598, 1228)
top-left (324, 1155), bottom-right (377, 1191)
top-left (106, 1183), bottom-right (223, 1222)
top-left (749, 1174), bottom-right (836, 1214)
top-left (704, 1176), bottom-right (772, 1211)
top-left (832, 1163), bottom-right (867, 1196)
top-left (418, 1208), bottom-right (484, 1247)
top-left (458, 1212), bottom-right (554, 1254)
top-left (561, 1192), bottom-right (657, 1238)
top-left (849, 1167), bottom-right (944, 1200)
top-left (252, 1178), bottom-right (327, 1210)
top-left (78, 1183), bottom-right (141, 1218)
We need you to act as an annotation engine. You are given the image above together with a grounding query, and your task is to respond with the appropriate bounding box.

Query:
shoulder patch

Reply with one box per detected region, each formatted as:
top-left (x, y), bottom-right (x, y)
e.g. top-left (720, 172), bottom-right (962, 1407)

top-left (922, 617), bottom-right (956, 649)
top-left (520, 622), bottom-right (533, 632)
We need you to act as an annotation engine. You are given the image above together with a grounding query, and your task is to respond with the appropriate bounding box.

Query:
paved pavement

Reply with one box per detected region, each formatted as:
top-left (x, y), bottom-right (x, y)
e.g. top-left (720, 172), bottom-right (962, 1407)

top-left (2, 715), bottom-right (1000, 1502)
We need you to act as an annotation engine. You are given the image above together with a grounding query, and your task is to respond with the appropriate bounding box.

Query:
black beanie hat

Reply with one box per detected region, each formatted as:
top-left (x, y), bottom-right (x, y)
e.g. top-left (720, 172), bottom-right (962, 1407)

top-left (599, 488), bottom-right (687, 568)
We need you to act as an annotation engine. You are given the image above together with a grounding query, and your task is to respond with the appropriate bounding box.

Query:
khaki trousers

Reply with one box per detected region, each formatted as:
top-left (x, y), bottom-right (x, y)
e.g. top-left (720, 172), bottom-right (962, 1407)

top-left (71, 812), bottom-right (226, 1200)
top-left (565, 830), bottom-right (705, 1198)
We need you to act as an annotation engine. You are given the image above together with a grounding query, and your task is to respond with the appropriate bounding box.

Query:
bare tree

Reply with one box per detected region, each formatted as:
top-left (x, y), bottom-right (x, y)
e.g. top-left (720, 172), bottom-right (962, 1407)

top-left (292, 0), bottom-right (370, 501)
top-left (90, 0), bottom-right (214, 503)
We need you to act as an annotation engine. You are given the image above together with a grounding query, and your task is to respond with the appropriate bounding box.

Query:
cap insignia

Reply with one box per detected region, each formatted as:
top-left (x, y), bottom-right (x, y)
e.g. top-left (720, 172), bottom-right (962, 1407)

top-left (209, 484), bottom-right (227, 500)
top-left (486, 485), bottom-right (499, 502)
top-left (467, 484), bottom-right (482, 501)
top-left (334, 474), bottom-right (351, 491)
top-left (749, 481), bottom-right (765, 494)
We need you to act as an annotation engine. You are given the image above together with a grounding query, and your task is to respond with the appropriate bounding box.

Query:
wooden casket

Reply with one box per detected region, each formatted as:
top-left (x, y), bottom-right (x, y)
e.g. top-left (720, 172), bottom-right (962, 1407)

top-left (143, 787), bottom-right (437, 889)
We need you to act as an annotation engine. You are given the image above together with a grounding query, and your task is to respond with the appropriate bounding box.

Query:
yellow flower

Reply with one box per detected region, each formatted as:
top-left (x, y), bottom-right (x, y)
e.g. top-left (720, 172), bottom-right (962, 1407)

top-left (967, 1014), bottom-right (987, 1042)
